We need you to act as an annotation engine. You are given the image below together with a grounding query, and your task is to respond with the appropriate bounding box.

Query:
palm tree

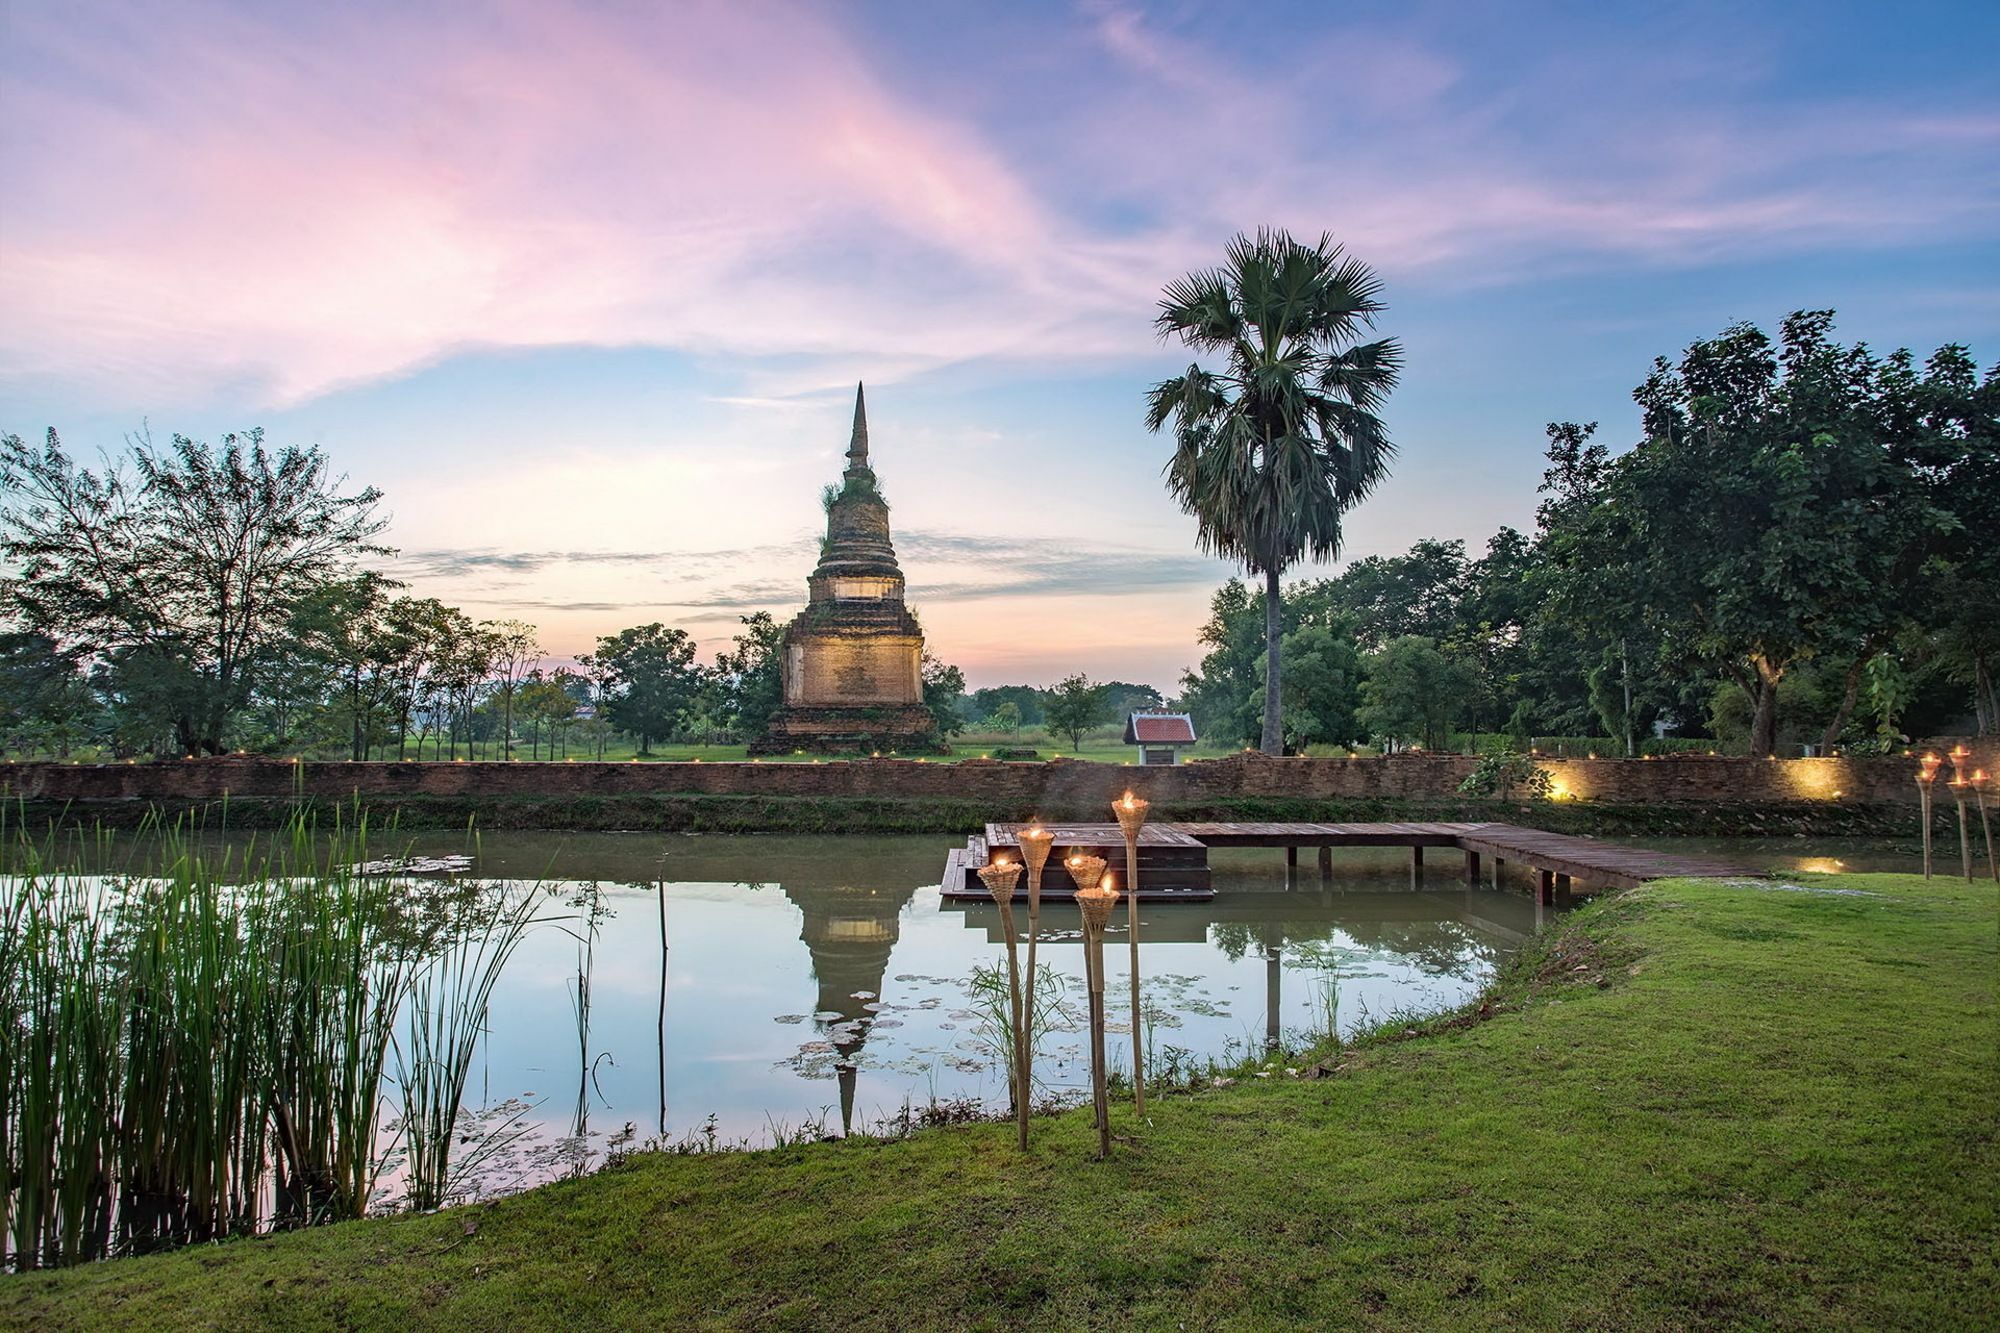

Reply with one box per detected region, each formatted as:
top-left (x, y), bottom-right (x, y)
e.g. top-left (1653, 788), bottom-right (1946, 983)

top-left (1146, 229), bottom-right (1402, 755)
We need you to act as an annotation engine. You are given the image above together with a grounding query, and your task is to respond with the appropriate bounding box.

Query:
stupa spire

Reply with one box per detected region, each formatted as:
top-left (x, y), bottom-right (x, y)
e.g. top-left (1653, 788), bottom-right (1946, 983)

top-left (847, 382), bottom-right (869, 470)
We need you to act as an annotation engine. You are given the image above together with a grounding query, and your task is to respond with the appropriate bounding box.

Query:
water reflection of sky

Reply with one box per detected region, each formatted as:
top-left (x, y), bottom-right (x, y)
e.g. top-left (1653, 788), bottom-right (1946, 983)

top-left (460, 835), bottom-right (1547, 1173)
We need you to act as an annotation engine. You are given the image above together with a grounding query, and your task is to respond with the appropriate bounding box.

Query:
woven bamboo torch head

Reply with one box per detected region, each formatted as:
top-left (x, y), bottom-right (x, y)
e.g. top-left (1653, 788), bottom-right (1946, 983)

top-left (1018, 824), bottom-right (1055, 876)
top-left (1075, 873), bottom-right (1120, 935)
top-left (1113, 790), bottom-right (1150, 841)
top-left (1065, 852), bottom-right (1107, 896)
top-left (976, 858), bottom-right (1023, 905)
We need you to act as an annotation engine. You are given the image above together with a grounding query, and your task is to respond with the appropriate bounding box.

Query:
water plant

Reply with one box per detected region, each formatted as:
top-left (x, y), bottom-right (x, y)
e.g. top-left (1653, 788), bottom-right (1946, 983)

top-left (393, 878), bottom-right (544, 1212)
top-left (963, 962), bottom-right (1078, 1106)
top-left (0, 808), bottom-right (545, 1266)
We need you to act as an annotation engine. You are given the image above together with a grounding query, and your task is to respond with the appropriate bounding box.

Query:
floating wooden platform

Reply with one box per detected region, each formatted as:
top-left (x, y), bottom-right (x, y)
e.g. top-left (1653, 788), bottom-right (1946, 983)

top-left (938, 821), bottom-right (1753, 905)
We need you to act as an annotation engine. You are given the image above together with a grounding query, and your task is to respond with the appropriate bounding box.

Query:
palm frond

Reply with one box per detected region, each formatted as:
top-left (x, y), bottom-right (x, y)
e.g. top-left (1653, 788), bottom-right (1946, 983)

top-left (1145, 228), bottom-right (1400, 577)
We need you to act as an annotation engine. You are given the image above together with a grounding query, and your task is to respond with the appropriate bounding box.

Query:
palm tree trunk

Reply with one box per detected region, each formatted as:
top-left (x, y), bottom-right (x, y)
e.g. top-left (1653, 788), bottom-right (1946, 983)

top-left (1261, 566), bottom-right (1283, 756)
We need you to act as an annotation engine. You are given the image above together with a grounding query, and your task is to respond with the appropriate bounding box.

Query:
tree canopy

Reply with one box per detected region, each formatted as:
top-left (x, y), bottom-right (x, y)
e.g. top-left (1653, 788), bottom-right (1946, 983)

top-left (579, 624), bottom-right (701, 756)
top-left (1, 428), bottom-right (388, 754)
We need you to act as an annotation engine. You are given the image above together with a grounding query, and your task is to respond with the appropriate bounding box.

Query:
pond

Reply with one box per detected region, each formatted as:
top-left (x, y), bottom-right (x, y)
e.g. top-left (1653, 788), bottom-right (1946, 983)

top-left (380, 830), bottom-right (1931, 1160)
top-left (384, 833), bottom-right (1545, 1172)
top-left (7, 826), bottom-right (1924, 1244)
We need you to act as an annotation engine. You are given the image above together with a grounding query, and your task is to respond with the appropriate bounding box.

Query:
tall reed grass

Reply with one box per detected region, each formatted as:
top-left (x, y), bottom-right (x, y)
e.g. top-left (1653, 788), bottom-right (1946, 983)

top-left (0, 809), bottom-right (542, 1269)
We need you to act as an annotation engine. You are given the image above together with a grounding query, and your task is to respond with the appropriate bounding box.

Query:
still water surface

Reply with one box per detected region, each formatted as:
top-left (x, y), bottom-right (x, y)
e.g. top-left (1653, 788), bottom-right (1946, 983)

top-left (316, 829), bottom-right (1917, 1179)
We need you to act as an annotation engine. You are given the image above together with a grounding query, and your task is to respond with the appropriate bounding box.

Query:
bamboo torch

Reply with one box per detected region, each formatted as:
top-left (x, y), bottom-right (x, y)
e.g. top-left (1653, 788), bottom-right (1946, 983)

top-left (1949, 747), bottom-right (1974, 882)
top-left (1069, 852), bottom-right (1114, 1160)
top-left (1917, 753), bottom-right (1940, 879)
top-left (1113, 790), bottom-right (1150, 1113)
top-left (1016, 821), bottom-right (1055, 1104)
top-left (976, 857), bottom-right (1029, 1150)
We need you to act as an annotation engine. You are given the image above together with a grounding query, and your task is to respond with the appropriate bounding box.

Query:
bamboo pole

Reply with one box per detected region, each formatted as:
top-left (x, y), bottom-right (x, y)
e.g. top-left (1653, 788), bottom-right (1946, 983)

top-left (1974, 777), bottom-right (1997, 885)
top-left (1016, 822), bottom-right (1054, 1122)
top-left (976, 859), bottom-right (1028, 1150)
top-left (1952, 786), bottom-right (1974, 882)
top-left (1917, 756), bottom-right (1939, 879)
top-left (1069, 853), bottom-right (1113, 1160)
top-left (1114, 792), bottom-right (1149, 1114)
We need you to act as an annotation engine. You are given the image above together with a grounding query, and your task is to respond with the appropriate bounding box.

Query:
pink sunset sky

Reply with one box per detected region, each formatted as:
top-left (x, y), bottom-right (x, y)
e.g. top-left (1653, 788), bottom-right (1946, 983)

top-left (2, 0), bottom-right (1994, 689)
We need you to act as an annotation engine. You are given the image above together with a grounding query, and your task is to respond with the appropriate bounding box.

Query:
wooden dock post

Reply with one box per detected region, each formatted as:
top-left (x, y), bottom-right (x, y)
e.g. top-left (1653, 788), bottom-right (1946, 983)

top-left (1285, 845), bottom-right (1299, 873)
top-left (1464, 849), bottom-right (1480, 888)
top-left (1410, 845), bottom-right (1423, 889)
top-left (1492, 856), bottom-right (1504, 888)
top-left (1318, 845), bottom-right (1333, 885)
top-left (1536, 868), bottom-right (1556, 905)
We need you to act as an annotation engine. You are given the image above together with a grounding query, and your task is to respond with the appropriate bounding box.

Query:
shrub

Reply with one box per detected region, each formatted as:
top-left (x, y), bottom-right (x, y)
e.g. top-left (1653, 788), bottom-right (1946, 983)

top-left (1457, 750), bottom-right (1553, 800)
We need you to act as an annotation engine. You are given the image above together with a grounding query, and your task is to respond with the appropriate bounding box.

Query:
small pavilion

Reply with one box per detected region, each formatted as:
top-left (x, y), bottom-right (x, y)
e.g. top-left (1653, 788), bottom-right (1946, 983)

top-left (1125, 711), bottom-right (1197, 765)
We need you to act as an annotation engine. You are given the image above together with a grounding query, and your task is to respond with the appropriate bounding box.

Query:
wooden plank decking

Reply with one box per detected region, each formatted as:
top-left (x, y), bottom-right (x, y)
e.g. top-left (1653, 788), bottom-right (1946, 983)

top-left (939, 821), bottom-right (1753, 904)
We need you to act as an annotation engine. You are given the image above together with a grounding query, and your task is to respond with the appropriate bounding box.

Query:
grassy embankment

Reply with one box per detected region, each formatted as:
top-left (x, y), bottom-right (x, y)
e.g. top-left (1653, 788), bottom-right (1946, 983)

top-left (8, 871), bottom-right (1993, 1329)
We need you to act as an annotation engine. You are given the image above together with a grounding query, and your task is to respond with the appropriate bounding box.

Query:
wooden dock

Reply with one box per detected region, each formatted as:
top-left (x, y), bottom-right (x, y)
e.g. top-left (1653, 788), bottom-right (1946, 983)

top-left (938, 821), bottom-right (1753, 904)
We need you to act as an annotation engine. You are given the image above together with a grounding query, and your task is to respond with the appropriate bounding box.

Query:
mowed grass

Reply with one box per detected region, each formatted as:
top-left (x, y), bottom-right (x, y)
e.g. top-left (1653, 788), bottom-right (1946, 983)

top-left (7, 873), bottom-right (1993, 1330)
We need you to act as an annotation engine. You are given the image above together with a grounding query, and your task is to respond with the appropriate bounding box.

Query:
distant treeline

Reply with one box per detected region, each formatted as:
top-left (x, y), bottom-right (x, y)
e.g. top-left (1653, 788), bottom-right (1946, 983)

top-left (3, 313), bottom-right (1993, 760)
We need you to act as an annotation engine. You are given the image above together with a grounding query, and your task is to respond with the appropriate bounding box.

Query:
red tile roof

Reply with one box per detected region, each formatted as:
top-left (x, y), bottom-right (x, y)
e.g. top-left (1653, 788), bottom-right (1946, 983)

top-left (1126, 712), bottom-right (1196, 745)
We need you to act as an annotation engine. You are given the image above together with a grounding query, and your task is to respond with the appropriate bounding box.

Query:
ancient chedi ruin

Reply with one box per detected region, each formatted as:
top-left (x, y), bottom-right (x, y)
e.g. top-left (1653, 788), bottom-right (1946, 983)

top-left (754, 385), bottom-right (940, 754)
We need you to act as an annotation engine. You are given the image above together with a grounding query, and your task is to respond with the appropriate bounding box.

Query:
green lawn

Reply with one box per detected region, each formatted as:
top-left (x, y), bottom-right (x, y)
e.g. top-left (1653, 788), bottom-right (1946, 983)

top-left (7, 873), bottom-right (1993, 1329)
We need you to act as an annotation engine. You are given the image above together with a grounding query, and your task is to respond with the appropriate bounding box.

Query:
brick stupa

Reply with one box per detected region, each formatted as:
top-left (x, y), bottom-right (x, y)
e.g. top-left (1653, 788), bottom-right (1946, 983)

top-left (753, 384), bottom-right (940, 754)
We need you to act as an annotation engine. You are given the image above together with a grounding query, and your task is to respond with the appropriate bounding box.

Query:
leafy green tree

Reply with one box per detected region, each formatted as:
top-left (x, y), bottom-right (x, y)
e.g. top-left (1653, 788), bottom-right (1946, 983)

top-left (682, 672), bottom-right (734, 747)
top-left (1299, 539), bottom-right (1468, 652)
top-left (0, 428), bottom-right (388, 754)
top-left (1356, 636), bottom-right (1478, 750)
top-left (584, 624), bottom-right (701, 755)
top-left (1249, 622), bottom-right (1362, 749)
top-left (288, 572), bottom-right (408, 760)
top-left (922, 655), bottom-right (967, 740)
top-left (484, 619), bottom-right (541, 760)
top-left (1147, 228), bottom-right (1402, 755)
top-left (571, 644), bottom-right (619, 759)
top-left (434, 619), bottom-right (499, 760)
top-left (712, 612), bottom-right (784, 742)
top-left (516, 669), bottom-right (578, 759)
top-left (1099, 681), bottom-right (1165, 723)
top-left (1542, 313), bottom-right (1959, 754)
top-left (1176, 578), bottom-right (1270, 746)
top-left (1901, 345), bottom-right (2000, 734)
top-left (1042, 673), bottom-right (1110, 750)
top-left (967, 684), bottom-right (1044, 728)
top-left (0, 631), bottom-right (99, 757)
top-left (379, 596), bottom-right (458, 760)
top-left (982, 700), bottom-right (1022, 732)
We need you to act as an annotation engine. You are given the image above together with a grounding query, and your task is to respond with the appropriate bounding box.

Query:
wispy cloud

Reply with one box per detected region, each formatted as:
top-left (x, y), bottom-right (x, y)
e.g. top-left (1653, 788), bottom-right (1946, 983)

top-left (4, 1), bottom-right (1990, 408)
top-left (375, 528), bottom-right (1228, 619)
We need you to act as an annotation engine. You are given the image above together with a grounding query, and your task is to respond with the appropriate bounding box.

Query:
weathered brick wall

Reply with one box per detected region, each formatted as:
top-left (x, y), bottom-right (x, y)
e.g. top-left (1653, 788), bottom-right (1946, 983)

top-left (4, 746), bottom-right (1990, 808)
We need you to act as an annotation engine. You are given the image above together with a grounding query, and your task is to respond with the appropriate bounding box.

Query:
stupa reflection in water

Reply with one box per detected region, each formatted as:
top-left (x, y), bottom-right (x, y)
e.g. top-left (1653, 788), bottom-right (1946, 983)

top-left (781, 876), bottom-right (918, 1134)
